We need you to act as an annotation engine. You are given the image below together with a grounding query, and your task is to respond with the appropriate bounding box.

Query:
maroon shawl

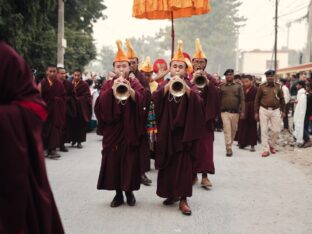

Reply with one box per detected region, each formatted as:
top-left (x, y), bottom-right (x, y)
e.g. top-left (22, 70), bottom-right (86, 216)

top-left (0, 42), bottom-right (64, 234)
top-left (152, 78), bottom-right (205, 170)
top-left (74, 80), bottom-right (92, 123)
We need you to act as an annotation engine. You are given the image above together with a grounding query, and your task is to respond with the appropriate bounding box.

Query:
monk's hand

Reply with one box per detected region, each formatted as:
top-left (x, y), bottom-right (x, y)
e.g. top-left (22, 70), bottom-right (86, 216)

top-left (112, 77), bottom-right (123, 90)
top-left (281, 111), bottom-right (286, 118)
top-left (129, 73), bottom-right (136, 81)
top-left (193, 70), bottom-right (204, 79)
top-left (122, 79), bottom-right (130, 87)
top-left (254, 113), bottom-right (259, 122)
top-left (164, 79), bottom-right (173, 95)
top-left (108, 71), bottom-right (116, 80)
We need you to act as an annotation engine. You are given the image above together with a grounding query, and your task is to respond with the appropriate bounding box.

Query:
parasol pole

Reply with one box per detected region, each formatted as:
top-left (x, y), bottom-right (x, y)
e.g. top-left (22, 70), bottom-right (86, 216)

top-left (171, 11), bottom-right (175, 59)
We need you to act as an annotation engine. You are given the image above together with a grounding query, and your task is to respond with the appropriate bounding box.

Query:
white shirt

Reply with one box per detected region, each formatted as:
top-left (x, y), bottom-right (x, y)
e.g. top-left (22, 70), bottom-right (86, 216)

top-left (293, 88), bottom-right (307, 144)
top-left (282, 85), bottom-right (290, 104)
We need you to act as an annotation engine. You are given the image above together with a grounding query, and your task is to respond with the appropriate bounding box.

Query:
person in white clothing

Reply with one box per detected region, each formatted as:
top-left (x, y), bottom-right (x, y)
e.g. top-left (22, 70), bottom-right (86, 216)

top-left (293, 81), bottom-right (307, 147)
top-left (280, 78), bottom-right (290, 131)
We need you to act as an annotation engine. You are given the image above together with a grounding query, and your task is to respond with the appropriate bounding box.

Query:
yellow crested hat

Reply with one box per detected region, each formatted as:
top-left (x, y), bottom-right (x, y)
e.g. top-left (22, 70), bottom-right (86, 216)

top-left (114, 40), bottom-right (128, 62)
top-left (126, 39), bottom-right (138, 59)
top-left (139, 56), bottom-right (153, 73)
top-left (193, 38), bottom-right (206, 60)
top-left (171, 40), bottom-right (186, 63)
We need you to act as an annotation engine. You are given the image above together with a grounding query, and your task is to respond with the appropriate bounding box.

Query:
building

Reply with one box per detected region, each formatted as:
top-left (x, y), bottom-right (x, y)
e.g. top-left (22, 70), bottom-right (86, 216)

top-left (239, 49), bottom-right (290, 78)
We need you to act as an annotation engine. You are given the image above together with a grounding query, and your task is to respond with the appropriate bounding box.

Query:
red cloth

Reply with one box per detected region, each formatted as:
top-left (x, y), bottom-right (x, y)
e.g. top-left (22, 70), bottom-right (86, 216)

top-left (152, 79), bottom-right (205, 198)
top-left (237, 86), bottom-right (258, 147)
top-left (13, 100), bottom-right (48, 121)
top-left (68, 80), bottom-right (92, 143)
top-left (0, 42), bottom-right (64, 234)
top-left (95, 77), bottom-right (145, 191)
top-left (183, 52), bottom-right (191, 61)
top-left (193, 83), bottom-right (219, 174)
top-left (61, 79), bottom-right (76, 144)
top-left (153, 58), bottom-right (168, 74)
top-left (40, 78), bottom-right (66, 150)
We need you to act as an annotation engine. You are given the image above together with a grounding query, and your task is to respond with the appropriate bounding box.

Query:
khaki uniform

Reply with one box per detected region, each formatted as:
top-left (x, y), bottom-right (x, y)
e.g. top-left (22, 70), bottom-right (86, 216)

top-left (220, 82), bottom-right (245, 150)
top-left (254, 82), bottom-right (285, 152)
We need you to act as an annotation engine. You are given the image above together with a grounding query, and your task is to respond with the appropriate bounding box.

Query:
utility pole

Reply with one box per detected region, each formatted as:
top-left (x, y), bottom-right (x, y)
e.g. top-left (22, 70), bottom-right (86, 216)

top-left (286, 22), bottom-right (291, 49)
top-left (306, 0), bottom-right (312, 63)
top-left (274, 0), bottom-right (278, 71)
top-left (57, 0), bottom-right (66, 68)
top-left (235, 30), bottom-right (240, 72)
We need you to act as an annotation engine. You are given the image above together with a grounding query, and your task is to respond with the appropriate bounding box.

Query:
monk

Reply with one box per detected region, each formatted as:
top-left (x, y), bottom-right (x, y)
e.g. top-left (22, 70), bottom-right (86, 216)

top-left (191, 38), bottom-right (219, 188)
top-left (126, 39), bottom-right (152, 186)
top-left (153, 58), bottom-right (169, 84)
top-left (95, 40), bottom-right (145, 207)
top-left (139, 56), bottom-right (158, 159)
top-left (69, 69), bottom-right (92, 148)
top-left (39, 64), bottom-right (66, 159)
top-left (153, 40), bottom-right (205, 216)
top-left (237, 74), bottom-right (258, 151)
top-left (0, 41), bottom-right (64, 234)
top-left (57, 67), bottom-right (76, 152)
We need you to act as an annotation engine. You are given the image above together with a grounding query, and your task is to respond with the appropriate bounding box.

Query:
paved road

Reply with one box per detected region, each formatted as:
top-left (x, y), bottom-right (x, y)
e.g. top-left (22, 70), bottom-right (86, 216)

top-left (46, 132), bottom-right (312, 234)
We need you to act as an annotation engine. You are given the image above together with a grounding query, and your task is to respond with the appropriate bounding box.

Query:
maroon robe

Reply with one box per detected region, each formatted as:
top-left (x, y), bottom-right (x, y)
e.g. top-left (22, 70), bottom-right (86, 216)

top-left (134, 70), bottom-right (152, 173)
top-left (69, 80), bottom-right (92, 143)
top-left (237, 86), bottom-right (258, 147)
top-left (60, 79), bottom-right (76, 144)
top-left (193, 82), bottom-right (219, 174)
top-left (40, 77), bottom-right (66, 150)
top-left (95, 77), bottom-right (145, 192)
top-left (153, 79), bottom-right (205, 198)
top-left (0, 42), bottom-right (64, 234)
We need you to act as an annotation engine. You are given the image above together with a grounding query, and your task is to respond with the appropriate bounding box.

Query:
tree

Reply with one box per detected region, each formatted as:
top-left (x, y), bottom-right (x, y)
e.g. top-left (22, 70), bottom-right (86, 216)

top-left (126, 35), bottom-right (170, 62)
top-left (0, 0), bottom-right (106, 72)
top-left (98, 45), bottom-right (115, 74)
top-left (157, 0), bottom-right (245, 73)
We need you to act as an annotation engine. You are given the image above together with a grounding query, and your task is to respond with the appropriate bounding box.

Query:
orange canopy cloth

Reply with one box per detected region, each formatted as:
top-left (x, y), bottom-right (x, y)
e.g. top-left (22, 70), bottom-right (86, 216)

top-left (132, 0), bottom-right (210, 19)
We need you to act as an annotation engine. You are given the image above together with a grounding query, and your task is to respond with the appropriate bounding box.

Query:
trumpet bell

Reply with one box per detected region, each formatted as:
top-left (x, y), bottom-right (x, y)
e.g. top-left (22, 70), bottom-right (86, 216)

top-left (194, 75), bottom-right (207, 88)
top-left (170, 79), bottom-right (186, 97)
top-left (114, 83), bottom-right (130, 100)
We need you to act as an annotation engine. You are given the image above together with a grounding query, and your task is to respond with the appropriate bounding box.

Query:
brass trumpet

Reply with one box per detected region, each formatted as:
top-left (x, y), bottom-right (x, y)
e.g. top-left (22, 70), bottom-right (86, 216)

top-left (193, 71), bottom-right (208, 89)
top-left (169, 76), bottom-right (186, 97)
top-left (113, 73), bottom-right (131, 101)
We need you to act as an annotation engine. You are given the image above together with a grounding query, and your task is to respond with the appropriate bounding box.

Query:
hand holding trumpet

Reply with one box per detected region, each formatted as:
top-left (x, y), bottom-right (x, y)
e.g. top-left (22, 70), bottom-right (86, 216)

top-left (112, 76), bottom-right (136, 101)
top-left (164, 76), bottom-right (191, 97)
top-left (192, 70), bottom-right (209, 88)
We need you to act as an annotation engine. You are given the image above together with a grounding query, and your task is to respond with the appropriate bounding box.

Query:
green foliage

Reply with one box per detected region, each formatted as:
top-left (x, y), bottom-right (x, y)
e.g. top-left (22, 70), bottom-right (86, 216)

top-left (64, 27), bottom-right (97, 72)
top-left (0, 0), bottom-right (106, 72)
top-left (98, 45), bottom-right (115, 74)
top-left (127, 35), bottom-right (169, 62)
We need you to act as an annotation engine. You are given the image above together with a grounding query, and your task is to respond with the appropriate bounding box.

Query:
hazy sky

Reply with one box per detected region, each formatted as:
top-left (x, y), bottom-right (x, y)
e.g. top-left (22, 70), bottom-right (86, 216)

top-left (93, 0), bottom-right (310, 52)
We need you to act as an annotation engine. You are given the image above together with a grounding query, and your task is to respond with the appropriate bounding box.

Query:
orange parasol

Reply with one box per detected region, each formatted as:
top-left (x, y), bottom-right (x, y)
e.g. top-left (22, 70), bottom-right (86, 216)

top-left (132, 0), bottom-right (211, 58)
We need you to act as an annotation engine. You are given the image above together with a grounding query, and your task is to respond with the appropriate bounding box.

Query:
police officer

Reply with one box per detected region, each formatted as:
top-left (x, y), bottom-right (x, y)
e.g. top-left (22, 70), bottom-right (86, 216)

top-left (220, 69), bottom-right (245, 156)
top-left (254, 70), bottom-right (285, 157)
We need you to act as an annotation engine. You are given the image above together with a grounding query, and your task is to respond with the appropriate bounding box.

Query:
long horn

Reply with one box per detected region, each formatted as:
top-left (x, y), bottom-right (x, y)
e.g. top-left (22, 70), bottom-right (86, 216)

top-left (169, 76), bottom-right (186, 97)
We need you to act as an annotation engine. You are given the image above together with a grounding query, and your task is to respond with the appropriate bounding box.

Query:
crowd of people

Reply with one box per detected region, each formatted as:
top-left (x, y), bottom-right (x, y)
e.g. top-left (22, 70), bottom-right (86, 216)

top-left (1, 35), bottom-right (312, 233)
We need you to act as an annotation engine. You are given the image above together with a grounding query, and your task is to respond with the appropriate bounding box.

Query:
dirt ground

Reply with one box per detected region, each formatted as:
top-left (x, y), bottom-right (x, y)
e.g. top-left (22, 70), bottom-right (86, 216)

top-left (278, 147), bottom-right (312, 177)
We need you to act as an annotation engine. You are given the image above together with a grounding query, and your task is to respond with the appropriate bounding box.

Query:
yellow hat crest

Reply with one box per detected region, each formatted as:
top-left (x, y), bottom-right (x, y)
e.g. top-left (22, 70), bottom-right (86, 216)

top-left (193, 38), bottom-right (206, 59)
top-left (172, 40), bottom-right (185, 62)
top-left (126, 39), bottom-right (138, 59)
top-left (114, 40), bottom-right (129, 62)
top-left (139, 56), bottom-right (153, 73)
